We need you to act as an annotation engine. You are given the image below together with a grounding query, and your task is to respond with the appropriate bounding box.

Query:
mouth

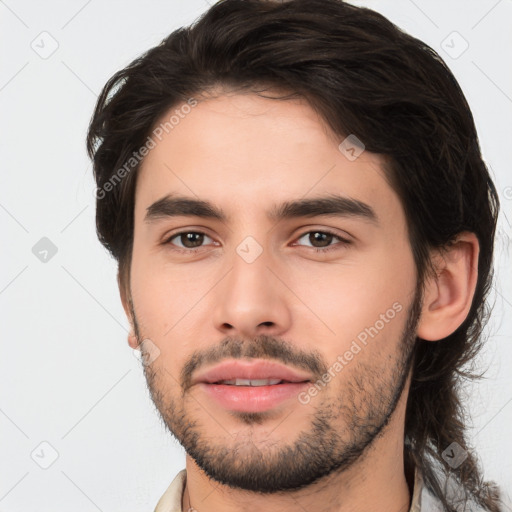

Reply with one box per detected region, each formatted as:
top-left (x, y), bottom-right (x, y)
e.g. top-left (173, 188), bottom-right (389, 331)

top-left (192, 360), bottom-right (312, 412)
top-left (193, 359), bottom-right (313, 385)
top-left (212, 378), bottom-right (305, 386)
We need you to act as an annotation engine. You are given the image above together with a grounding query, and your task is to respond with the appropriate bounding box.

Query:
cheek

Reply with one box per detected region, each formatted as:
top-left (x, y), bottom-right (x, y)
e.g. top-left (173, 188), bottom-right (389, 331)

top-left (129, 247), bottom-right (219, 377)
top-left (283, 245), bottom-right (416, 356)
top-left (130, 245), bottom-right (201, 326)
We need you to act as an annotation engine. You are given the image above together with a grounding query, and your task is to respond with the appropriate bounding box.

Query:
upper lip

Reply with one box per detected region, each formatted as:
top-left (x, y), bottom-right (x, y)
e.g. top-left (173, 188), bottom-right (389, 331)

top-left (192, 359), bottom-right (313, 384)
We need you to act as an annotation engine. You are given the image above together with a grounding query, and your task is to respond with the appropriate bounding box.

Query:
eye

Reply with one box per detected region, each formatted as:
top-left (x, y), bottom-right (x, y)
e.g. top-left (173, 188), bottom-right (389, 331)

top-left (164, 231), bottom-right (216, 253)
top-left (162, 229), bottom-right (351, 255)
top-left (294, 230), bottom-right (351, 253)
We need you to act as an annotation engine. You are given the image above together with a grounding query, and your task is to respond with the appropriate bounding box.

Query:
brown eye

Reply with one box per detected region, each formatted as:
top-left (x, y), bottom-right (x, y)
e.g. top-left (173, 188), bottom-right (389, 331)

top-left (307, 232), bottom-right (334, 247)
top-left (165, 231), bottom-right (214, 251)
top-left (179, 232), bottom-right (205, 248)
top-left (295, 230), bottom-right (351, 252)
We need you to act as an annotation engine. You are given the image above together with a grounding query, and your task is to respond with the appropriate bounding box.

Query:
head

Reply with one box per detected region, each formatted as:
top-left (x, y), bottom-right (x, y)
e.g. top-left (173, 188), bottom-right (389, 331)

top-left (87, 0), bottom-right (500, 509)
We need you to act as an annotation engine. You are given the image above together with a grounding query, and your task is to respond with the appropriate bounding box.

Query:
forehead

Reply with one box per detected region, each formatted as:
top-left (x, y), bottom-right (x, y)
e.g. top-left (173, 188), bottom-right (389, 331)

top-left (135, 92), bottom-right (402, 227)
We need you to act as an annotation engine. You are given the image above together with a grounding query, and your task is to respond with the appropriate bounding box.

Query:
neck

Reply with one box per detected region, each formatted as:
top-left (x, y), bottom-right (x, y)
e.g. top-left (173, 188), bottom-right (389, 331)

top-left (181, 389), bottom-right (413, 512)
top-left (182, 448), bottom-right (411, 512)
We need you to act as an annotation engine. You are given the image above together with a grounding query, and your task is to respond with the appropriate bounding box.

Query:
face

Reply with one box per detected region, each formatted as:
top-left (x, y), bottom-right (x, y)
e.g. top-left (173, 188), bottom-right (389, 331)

top-left (126, 90), bottom-right (421, 492)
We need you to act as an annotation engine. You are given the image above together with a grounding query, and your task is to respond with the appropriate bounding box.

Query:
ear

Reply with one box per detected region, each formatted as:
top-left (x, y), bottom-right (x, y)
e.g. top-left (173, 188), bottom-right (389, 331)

top-left (118, 271), bottom-right (140, 350)
top-left (416, 232), bottom-right (479, 341)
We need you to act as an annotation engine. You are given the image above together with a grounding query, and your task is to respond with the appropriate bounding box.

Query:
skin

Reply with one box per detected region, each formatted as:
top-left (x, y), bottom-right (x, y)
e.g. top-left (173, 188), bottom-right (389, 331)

top-left (120, 90), bottom-right (479, 512)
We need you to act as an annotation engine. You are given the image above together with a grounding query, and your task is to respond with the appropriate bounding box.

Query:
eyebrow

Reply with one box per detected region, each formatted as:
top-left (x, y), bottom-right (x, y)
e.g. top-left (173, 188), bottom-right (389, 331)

top-left (144, 193), bottom-right (378, 225)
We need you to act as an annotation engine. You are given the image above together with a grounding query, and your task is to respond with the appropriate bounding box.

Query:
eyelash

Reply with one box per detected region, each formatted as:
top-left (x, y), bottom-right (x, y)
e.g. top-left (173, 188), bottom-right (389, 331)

top-left (162, 229), bottom-right (351, 255)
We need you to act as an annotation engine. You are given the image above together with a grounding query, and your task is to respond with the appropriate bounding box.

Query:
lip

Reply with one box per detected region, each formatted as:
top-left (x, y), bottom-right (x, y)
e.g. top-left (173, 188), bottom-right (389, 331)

top-left (192, 359), bottom-right (313, 385)
top-left (198, 381), bottom-right (310, 412)
top-left (192, 359), bottom-right (312, 413)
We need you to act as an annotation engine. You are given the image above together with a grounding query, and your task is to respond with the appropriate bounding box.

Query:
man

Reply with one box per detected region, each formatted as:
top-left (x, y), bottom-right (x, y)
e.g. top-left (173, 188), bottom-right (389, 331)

top-left (86, 0), bottom-right (505, 510)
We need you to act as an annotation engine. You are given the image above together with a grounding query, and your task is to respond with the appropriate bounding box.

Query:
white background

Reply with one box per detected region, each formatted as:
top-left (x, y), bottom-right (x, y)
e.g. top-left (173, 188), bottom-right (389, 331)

top-left (1, 0), bottom-right (511, 510)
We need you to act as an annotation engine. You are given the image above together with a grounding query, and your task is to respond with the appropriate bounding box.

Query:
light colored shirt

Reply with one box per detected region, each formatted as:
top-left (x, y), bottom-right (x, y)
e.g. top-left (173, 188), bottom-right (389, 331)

top-left (153, 466), bottom-right (448, 512)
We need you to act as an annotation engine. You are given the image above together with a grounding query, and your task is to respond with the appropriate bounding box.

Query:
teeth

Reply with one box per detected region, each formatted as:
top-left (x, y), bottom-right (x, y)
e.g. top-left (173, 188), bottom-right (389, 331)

top-left (218, 378), bottom-right (283, 386)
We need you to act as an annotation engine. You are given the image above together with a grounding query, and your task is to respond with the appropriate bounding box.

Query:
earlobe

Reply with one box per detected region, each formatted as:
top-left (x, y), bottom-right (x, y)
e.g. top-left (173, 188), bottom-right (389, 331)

top-left (128, 331), bottom-right (140, 350)
top-left (416, 232), bottom-right (479, 341)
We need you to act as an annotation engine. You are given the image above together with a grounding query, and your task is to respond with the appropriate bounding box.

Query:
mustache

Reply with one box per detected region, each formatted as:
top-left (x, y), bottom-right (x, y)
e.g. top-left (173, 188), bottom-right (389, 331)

top-left (181, 334), bottom-right (328, 392)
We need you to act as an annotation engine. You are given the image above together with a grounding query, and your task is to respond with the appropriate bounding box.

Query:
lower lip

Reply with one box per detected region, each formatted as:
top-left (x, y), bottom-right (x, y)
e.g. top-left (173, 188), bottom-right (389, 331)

top-left (198, 382), bottom-right (310, 412)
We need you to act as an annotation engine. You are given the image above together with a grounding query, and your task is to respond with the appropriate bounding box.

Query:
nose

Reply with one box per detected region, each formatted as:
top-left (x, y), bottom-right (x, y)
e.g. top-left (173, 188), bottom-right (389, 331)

top-left (212, 246), bottom-right (292, 339)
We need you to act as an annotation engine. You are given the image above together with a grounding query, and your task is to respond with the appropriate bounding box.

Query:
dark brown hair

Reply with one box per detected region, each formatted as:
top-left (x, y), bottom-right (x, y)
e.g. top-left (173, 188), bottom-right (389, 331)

top-left (86, 0), bottom-right (502, 509)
